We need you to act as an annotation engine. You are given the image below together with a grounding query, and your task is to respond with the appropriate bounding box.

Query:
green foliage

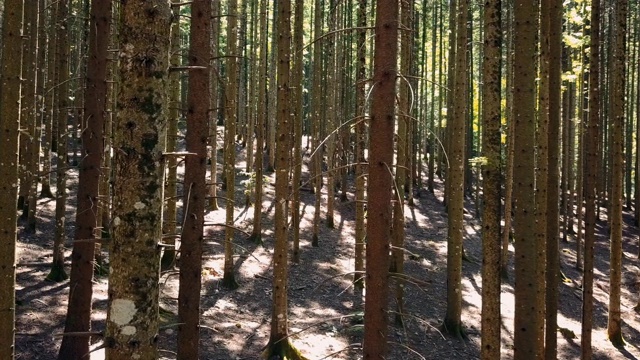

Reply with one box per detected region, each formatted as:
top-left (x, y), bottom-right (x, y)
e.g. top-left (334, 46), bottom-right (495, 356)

top-left (239, 171), bottom-right (269, 197)
top-left (468, 156), bottom-right (488, 167)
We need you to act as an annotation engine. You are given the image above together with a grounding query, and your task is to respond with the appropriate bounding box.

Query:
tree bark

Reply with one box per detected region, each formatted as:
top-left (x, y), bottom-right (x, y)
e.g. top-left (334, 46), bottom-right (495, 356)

top-left (104, 1), bottom-right (170, 358)
top-left (442, 0), bottom-right (468, 339)
top-left (363, 0), bottom-right (398, 357)
top-left (177, 0), bottom-right (211, 357)
top-left (58, 0), bottom-right (111, 358)
top-left (513, 0), bottom-right (541, 358)
top-left (0, 1), bottom-right (23, 358)
top-left (607, 0), bottom-right (627, 347)
top-left (481, 0), bottom-right (502, 357)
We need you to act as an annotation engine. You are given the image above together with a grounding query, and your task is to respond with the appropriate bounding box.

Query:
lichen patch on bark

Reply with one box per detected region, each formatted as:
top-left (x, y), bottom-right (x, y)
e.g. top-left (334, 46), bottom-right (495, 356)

top-left (110, 298), bottom-right (137, 326)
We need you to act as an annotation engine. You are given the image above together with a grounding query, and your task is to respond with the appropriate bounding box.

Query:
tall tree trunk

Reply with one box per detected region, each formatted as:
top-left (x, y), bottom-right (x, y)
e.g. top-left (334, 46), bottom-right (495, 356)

top-left (442, 0), bottom-right (468, 339)
top-left (177, 0), bottom-right (211, 357)
top-left (501, 0), bottom-right (515, 279)
top-left (536, 0), bottom-right (551, 353)
top-left (291, 0), bottom-right (304, 263)
top-left (48, 0), bottom-right (70, 283)
top-left (104, 1), bottom-right (170, 358)
top-left (21, 1), bottom-right (39, 232)
top-left (311, 0), bottom-right (323, 247)
top-left (58, 0), bottom-right (111, 358)
top-left (481, 0), bottom-right (502, 357)
top-left (545, 0), bottom-right (563, 356)
top-left (363, 0), bottom-right (397, 357)
top-left (513, 0), bottom-right (541, 358)
top-left (222, 0), bottom-right (240, 289)
top-left (208, 0), bottom-right (221, 211)
top-left (250, 0), bottom-right (268, 244)
top-left (353, 0), bottom-right (367, 297)
top-left (0, 2), bottom-right (23, 358)
top-left (582, 0), bottom-right (601, 357)
top-left (161, 2), bottom-right (181, 270)
top-left (262, 1), bottom-right (306, 358)
top-left (607, 0), bottom-right (627, 347)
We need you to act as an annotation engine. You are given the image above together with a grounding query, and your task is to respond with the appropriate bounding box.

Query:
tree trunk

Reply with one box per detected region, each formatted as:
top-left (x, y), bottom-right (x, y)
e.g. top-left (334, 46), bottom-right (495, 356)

top-left (607, 0), bottom-right (627, 347)
top-left (0, 2), bottom-right (23, 358)
top-left (353, 0), bottom-right (367, 297)
top-left (262, 1), bottom-right (306, 358)
top-left (480, 0), bottom-right (502, 357)
top-left (177, 0), bottom-right (211, 357)
top-left (222, 0), bottom-right (240, 290)
top-left (48, 0), bottom-right (70, 283)
top-left (513, 0), bottom-right (541, 358)
top-left (442, 0), bottom-right (468, 339)
top-left (291, 0), bottom-right (304, 264)
top-left (104, 1), bottom-right (170, 358)
top-left (58, 0), bottom-right (111, 358)
top-left (362, 0), bottom-right (398, 357)
top-left (545, 0), bottom-right (563, 357)
top-left (582, 0), bottom-right (601, 357)
top-left (250, 0), bottom-right (268, 244)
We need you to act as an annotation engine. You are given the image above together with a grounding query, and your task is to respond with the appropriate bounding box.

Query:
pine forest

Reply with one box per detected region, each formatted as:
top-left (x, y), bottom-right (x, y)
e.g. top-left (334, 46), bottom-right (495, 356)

top-left (2, 0), bottom-right (640, 359)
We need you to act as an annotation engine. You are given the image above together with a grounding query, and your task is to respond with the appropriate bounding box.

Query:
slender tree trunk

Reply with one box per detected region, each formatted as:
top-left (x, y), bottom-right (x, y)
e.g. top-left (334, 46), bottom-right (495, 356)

top-left (21, 1), bottom-right (39, 233)
top-left (442, 0), bottom-right (468, 339)
top-left (250, 0), bottom-right (268, 244)
top-left (48, 0), bottom-right (70, 283)
top-left (0, 2), bottom-right (23, 358)
top-left (481, 0), bottom-right (502, 357)
top-left (262, 1), bottom-right (306, 358)
top-left (353, 0), bottom-right (367, 297)
top-left (291, 0), bottom-right (304, 263)
top-left (58, 1), bottom-right (110, 358)
top-left (582, 0), bottom-right (601, 357)
top-left (607, 0), bottom-right (627, 347)
top-left (222, 0), bottom-right (240, 289)
top-left (536, 0), bottom-right (551, 353)
top-left (208, 0), bottom-right (221, 211)
top-left (501, 0), bottom-right (515, 279)
top-left (545, 0), bottom-right (563, 357)
top-left (311, 0), bottom-right (323, 247)
top-left (161, 2), bottom-right (181, 270)
top-left (177, 0), bottom-right (211, 357)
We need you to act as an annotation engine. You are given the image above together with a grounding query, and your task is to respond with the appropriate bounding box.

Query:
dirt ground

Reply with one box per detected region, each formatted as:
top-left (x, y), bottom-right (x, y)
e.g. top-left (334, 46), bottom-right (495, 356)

top-left (13, 142), bottom-right (640, 359)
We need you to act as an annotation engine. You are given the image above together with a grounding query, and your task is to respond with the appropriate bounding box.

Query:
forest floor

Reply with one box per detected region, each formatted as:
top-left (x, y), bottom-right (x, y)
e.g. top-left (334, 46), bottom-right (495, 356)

top-left (13, 136), bottom-right (640, 359)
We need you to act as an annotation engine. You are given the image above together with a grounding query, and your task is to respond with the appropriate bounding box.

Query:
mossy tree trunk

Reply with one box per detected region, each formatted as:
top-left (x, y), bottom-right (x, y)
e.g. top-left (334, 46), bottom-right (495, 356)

top-left (104, 1), bottom-right (170, 358)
